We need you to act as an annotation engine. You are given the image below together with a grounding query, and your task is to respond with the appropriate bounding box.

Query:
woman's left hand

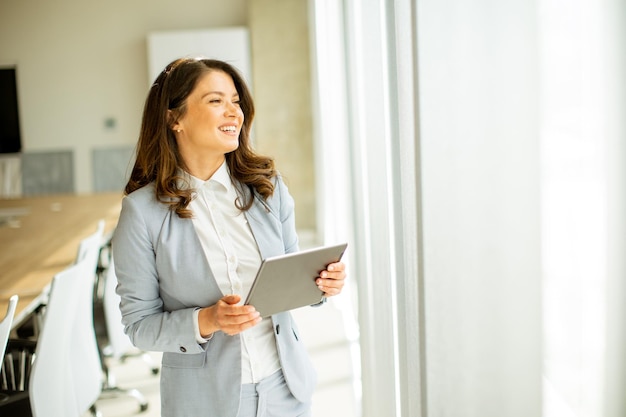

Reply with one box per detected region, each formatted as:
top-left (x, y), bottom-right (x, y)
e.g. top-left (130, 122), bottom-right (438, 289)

top-left (316, 262), bottom-right (347, 297)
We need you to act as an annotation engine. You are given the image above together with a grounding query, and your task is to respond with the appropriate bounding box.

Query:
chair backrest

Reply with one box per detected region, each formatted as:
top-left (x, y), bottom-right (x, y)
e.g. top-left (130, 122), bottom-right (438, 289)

top-left (72, 222), bottom-right (105, 413)
top-left (29, 263), bottom-right (82, 416)
top-left (102, 256), bottom-right (134, 358)
top-left (0, 294), bottom-right (18, 372)
top-left (75, 219), bottom-right (105, 263)
top-left (29, 224), bottom-right (104, 417)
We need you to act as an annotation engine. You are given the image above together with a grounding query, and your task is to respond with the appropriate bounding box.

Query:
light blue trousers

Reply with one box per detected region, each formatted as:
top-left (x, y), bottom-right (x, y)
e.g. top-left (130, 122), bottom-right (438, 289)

top-left (237, 370), bottom-right (312, 417)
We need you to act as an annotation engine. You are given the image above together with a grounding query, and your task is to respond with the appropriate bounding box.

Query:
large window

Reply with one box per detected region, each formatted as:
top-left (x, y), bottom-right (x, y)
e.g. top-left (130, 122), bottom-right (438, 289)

top-left (310, 0), bottom-right (626, 416)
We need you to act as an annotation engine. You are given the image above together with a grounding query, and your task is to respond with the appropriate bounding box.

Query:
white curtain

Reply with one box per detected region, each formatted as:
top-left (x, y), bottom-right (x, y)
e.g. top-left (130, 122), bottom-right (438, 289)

top-left (310, 0), bottom-right (422, 416)
top-left (541, 0), bottom-right (626, 416)
top-left (309, 0), bottom-right (626, 416)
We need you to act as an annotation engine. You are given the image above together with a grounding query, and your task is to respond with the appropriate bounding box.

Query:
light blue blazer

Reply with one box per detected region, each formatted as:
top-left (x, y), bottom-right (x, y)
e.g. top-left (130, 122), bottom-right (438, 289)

top-left (112, 176), bottom-right (317, 417)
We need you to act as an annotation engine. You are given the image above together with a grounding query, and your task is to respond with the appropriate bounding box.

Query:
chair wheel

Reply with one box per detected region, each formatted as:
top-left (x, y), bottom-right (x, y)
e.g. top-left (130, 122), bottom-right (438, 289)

top-left (140, 403), bottom-right (149, 412)
top-left (151, 367), bottom-right (159, 375)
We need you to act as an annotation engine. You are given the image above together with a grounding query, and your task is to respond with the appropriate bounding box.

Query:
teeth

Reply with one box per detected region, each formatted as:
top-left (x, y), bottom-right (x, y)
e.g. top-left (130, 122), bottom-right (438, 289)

top-left (220, 126), bottom-right (236, 132)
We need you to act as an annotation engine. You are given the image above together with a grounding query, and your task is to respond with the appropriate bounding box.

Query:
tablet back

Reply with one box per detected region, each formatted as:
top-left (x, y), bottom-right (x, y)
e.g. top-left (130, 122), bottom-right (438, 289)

top-left (244, 243), bottom-right (348, 317)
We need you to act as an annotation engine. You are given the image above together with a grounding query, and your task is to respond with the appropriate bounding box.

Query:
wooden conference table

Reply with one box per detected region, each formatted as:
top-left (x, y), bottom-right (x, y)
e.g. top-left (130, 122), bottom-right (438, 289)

top-left (0, 192), bottom-right (122, 323)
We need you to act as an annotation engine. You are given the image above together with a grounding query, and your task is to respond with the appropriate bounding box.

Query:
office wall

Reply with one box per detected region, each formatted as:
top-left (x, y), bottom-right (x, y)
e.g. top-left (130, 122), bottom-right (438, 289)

top-left (248, 0), bottom-right (316, 233)
top-left (0, 0), bottom-right (315, 229)
top-left (0, 0), bottom-right (247, 194)
top-left (0, 0), bottom-right (316, 232)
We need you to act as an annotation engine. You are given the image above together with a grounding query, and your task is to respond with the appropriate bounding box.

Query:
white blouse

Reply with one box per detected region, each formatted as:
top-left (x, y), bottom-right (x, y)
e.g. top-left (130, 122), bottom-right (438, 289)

top-left (186, 162), bottom-right (281, 384)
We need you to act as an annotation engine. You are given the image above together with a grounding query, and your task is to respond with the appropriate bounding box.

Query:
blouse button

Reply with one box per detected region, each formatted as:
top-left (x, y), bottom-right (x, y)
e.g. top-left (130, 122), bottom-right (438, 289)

top-left (179, 346), bottom-right (187, 353)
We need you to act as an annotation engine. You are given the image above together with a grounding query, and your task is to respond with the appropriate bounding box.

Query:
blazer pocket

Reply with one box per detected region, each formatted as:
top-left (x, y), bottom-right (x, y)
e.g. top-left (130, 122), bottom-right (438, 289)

top-left (162, 351), bottom-right (206, 369)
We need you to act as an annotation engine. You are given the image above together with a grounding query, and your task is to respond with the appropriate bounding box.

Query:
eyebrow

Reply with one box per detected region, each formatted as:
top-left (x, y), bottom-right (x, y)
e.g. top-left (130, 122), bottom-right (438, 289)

top-left (201, 91), bottom-right (240, 99)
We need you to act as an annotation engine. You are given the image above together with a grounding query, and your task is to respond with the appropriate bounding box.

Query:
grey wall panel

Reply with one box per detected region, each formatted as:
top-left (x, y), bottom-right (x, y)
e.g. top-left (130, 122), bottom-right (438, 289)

top-left (92, 146), bottom-right (134, 193)
top-left (22, 150), bottom-right (74, 195)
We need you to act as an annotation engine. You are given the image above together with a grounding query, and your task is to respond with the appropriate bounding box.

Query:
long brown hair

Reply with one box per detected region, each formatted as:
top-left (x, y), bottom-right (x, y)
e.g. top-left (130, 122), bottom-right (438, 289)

top-left (125, 58), bottom-right (276, 217)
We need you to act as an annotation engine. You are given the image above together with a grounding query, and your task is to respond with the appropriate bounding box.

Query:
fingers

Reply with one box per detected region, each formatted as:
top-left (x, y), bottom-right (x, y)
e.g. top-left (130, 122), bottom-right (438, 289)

top-left (222, 294), bottom-right (242, 305)
top-left (316, 262), bottom-right (347, 297)
top-left (212, 295), bottom-right (262, 336)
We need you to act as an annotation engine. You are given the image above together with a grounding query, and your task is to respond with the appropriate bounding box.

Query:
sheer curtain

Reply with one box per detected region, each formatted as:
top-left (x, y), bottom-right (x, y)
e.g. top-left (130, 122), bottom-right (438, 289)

top-left (309, 0), bottom-right (626, 416)
top-left (309, 1), bottom-right (422, 416)
top-left (541, 0), bottom-right (626, 416)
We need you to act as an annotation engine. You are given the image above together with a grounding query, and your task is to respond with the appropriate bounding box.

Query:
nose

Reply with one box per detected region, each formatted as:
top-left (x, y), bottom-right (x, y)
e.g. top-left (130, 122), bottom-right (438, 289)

top-left (225, 101), bottom-right (239, 117)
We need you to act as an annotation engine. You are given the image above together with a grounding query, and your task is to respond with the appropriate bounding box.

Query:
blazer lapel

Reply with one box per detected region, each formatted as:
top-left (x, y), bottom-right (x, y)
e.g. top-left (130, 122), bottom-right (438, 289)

top-left (245, 193), bottom-right (285, 260)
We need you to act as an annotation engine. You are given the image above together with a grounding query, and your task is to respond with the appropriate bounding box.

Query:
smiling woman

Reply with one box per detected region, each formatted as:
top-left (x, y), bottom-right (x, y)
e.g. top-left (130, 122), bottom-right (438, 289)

top-left (125, 58), bottom-right (275, 218)
top-left (112, 57), bottom-right (348, 417)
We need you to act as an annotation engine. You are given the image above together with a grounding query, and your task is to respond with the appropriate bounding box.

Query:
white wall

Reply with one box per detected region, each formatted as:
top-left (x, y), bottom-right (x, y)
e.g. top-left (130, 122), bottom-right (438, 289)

top-left (147, 28), bottom-right (252, 87)
top-left (0, 0), bottom-right (247, 193)
top-left (247, 0), bottom-right (318, 232)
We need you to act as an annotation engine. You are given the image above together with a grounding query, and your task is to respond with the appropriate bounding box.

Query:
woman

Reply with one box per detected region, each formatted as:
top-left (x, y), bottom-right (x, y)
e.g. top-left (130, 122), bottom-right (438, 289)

top-left (112, 57), bottom-right (347, 417)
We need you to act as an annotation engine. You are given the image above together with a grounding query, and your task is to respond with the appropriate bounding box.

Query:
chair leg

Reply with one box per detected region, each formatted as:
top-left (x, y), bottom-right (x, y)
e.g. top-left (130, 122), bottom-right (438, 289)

top-left (102, 385), bottom-right (149, 412)
top-left (140, 352), bottom-right (160, 376)
top-left (119, 351), bottom-right (160, 375)
top-left (100, 361), bottom-right (149, 413)
top-left (90, 404), bottom-right (102, 417)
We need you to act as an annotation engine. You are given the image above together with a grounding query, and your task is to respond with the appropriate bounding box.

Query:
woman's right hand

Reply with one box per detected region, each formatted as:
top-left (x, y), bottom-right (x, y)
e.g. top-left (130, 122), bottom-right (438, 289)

top-left (198, 294), bottom-right (262, 337)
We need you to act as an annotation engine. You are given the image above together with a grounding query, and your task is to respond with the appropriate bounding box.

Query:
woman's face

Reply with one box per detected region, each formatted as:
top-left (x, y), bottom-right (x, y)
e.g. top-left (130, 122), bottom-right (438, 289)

top-left (173, 70), bottom-right (244, 162)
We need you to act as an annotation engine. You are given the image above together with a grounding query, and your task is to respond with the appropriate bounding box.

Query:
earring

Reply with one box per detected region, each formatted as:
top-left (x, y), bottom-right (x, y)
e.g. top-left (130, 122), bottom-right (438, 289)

top-left (176, 129), bottom-right (181, 133)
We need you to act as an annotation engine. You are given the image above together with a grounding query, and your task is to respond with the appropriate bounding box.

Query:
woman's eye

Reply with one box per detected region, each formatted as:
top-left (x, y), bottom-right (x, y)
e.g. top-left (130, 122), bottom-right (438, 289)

top-left (210, 99), bottom-right (221, 104)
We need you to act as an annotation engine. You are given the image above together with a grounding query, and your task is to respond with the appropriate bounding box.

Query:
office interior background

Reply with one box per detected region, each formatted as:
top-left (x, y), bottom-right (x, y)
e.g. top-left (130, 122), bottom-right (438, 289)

top-left (1, 0), bottom-right (625, 416)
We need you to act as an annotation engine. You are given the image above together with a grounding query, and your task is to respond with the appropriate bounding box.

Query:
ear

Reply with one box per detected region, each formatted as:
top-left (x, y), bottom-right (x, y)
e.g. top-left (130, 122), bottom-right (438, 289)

top-left (167, 109), bottom-right (182, 132)
top-left (171, 123), bottom-right (182, 133)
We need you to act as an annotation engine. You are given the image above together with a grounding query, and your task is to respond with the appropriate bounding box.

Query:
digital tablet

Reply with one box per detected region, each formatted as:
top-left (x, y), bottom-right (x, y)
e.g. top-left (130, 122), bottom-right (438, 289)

top-left (244, 243), bottom-right (348, 317)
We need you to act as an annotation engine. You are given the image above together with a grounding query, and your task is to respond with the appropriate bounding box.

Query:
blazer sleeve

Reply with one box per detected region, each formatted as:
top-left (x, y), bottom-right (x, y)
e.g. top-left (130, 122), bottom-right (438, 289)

top-left (112, 194), bottom-right (206, 355)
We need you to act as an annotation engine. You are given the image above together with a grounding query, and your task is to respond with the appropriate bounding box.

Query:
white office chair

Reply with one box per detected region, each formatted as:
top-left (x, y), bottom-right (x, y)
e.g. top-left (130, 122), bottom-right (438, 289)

top-left (9, 219), bottom-right (106, 342)
top-left (73, 221), bottom-right (106, 415)
top-left (0, 294), bottom-right (18, 403)
top-left (75, 220), bottom-right (105, 264)
top-left (102, 258), bottom-right (134, 358)
top-left (0, 295), bottom-right (18, 371)
top-left (0, 221), bottom-right (105, 416)
top-left (95, 248), bottom-right (151, 412)
top-left (28, 233), bottom-right (104, 417)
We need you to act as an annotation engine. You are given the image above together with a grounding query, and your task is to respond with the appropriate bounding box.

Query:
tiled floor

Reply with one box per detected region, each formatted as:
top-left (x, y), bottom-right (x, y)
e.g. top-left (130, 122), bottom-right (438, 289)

top-left (88, 297), bottom-right (361, 417)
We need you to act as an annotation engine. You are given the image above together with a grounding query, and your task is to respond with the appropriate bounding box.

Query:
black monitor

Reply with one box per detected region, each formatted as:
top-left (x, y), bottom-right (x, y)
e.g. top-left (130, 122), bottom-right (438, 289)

top-left (0, 67), bottom-right (22, 154)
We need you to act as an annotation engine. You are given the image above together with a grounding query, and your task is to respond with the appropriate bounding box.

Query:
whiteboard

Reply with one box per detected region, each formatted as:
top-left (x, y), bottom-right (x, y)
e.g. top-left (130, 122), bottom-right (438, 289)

top-left (146, 27), bottom-right (252, 88)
